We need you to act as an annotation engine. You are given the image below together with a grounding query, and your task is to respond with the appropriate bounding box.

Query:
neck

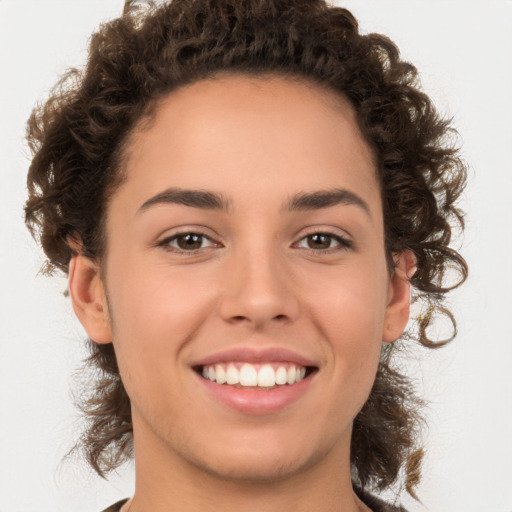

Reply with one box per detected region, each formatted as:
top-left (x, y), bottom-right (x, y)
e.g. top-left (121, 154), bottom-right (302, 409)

top-left (127, 417), bottom-right (370, 512)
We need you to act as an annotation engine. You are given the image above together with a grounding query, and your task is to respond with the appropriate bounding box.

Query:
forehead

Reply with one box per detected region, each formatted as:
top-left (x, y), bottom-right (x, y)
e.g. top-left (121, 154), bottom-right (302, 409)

top-left (115, 74), bottom-right (380, 216)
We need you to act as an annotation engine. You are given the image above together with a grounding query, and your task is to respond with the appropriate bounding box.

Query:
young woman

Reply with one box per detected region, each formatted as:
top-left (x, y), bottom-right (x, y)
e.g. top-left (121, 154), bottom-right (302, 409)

top-left (24, 1), bottom-right (467, 510)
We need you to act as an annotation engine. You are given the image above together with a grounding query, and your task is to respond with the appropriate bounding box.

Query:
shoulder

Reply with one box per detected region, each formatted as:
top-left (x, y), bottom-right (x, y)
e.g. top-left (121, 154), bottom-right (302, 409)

top-left (100, 499), bottom-right (129, 512)
top-left (355, 487), bottom-right (409, 512)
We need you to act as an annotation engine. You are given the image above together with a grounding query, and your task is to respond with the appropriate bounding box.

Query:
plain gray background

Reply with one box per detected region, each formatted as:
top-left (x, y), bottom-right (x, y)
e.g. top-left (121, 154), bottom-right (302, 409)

top-left (1, 1), bottom-right (511, 511)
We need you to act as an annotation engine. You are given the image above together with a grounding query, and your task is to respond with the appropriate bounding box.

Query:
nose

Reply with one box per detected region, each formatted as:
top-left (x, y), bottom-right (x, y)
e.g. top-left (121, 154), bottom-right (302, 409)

top-left (217, 245), bottom-right (300, 329)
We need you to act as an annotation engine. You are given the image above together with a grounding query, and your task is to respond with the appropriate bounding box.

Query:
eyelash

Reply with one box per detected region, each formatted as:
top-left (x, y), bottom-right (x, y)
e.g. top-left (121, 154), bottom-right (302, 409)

top-left (295, 232), bottom-right (353, 253)
top-left (158, 230), bottom-right (353, 255)
top-left (158, 231), bottom-right (220, 254)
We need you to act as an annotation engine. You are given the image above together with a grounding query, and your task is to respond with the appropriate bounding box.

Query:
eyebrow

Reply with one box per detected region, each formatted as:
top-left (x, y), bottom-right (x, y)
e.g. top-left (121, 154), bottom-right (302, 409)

top-left (284, 188), bottom-right (370, 216)
top-left (137, 186), bottom-right (370, 216)
top-left (138, 188), bottom-right (232, 214)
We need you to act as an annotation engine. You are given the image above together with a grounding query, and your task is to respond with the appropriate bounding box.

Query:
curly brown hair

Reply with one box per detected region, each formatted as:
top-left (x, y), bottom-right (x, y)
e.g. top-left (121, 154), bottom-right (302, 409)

top-left (24, 0), bottom-right (467, 500)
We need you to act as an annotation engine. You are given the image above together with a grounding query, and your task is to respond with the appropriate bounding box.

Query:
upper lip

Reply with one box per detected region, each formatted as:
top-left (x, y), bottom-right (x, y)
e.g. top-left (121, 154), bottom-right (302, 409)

top-left (192, 347), bottom-right (318, 368)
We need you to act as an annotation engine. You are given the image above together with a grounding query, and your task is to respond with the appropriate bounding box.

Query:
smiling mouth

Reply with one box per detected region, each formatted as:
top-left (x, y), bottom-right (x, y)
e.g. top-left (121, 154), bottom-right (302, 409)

top-left (195, 362), bottom-right (317, 389)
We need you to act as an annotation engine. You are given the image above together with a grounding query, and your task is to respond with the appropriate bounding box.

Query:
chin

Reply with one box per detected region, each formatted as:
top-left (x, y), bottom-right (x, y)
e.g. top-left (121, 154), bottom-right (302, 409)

top-left (184, 436), bottom-right (336, 485)
top-left (195, 455), bottom-right (313, 484)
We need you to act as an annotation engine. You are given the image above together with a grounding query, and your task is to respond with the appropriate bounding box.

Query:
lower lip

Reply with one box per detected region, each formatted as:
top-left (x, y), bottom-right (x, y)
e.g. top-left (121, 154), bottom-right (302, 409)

top-left (195, 372), bottom-right (314, 415)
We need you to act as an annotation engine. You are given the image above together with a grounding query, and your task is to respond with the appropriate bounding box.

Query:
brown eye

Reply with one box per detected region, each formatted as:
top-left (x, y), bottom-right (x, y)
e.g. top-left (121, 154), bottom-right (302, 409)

top-left (306, 234), bottom-right (332, 249)
top-left (296, 232), bottom-right (351, 252)
top-left (161, 232), bottom-right (216, 252)
top-left (176, 233), bottom-right (204, 250)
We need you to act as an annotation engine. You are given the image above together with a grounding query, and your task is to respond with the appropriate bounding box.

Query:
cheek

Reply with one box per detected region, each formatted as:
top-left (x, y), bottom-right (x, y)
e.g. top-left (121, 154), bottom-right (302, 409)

top-left (305, 264), bottom-right (388, 382)
top-left (105, 256), bottom-right (220, 363)
top-left (109, 257), bottom-right (228, 387)
top-left (308, 258), bottom-right (388, 331)
top-left (104, 266), bottom-right (216, 418)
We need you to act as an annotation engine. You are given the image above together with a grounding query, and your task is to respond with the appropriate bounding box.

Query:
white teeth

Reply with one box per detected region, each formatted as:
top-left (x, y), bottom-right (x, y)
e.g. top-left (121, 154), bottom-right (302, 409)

top-left (287, 366), bottom-right (296, 385)
top-left (275, 366), bottom-right (287, 385)
top-left (258, 364), bottom-right (276, 387)
top-left (226, 364), bottom-right (239, 385)
top-left (215, 364), bottom-right (226, 384)
top-left (240, 364), bottom-right (258, 386)
top-left (201, 362), bottom-right (310, 387)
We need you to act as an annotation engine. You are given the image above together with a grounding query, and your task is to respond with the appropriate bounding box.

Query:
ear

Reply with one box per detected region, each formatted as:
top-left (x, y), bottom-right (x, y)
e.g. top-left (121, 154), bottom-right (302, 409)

top-left (382, 249), bottom-right (417, 343)
top-left (68, 251), bottom-right (113, 345)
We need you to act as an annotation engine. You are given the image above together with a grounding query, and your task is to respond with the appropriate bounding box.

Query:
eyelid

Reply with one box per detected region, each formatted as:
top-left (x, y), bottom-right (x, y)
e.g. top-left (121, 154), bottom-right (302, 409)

top-left (293, 228), bottom-right (353, 252)
top-left (155, 226), bottom-right (353, 255)
top-left (157, 229), bottom-right (223, 254)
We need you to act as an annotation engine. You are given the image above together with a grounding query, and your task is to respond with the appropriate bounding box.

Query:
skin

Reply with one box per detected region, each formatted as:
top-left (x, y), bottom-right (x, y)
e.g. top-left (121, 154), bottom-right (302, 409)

top-left (69, 74), bottom-right (414, 512)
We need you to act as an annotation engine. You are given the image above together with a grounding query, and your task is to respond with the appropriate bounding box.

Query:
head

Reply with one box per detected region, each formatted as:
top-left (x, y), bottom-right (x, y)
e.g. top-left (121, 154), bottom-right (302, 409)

top-left (25, 0), bottom-right (467, 499)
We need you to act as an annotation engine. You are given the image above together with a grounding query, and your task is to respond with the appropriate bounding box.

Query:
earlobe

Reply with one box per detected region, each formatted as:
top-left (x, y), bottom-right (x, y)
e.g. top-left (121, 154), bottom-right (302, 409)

top-left (68, 254), bottom-right (113, 344)
top-left (382, 249), bottom-right (417, 343)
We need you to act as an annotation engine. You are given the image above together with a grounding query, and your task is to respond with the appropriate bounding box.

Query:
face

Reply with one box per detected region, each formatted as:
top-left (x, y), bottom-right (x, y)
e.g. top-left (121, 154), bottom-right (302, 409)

top-left (71, 74), bottom-right (411, 484)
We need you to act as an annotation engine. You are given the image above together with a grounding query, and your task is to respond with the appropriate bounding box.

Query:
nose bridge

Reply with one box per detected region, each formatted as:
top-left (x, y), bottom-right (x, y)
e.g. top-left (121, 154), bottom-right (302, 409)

top-left (218, 236), bottom-right (299, 327)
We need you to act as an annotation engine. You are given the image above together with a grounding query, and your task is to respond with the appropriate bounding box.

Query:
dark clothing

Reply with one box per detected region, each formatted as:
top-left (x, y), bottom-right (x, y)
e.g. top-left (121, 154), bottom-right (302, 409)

top-left (355, 486), bottom-right (409, 511)
top-left (101, 489), bottom-right (408, 512)
top-left (101, 500), bottom-right (128, 512)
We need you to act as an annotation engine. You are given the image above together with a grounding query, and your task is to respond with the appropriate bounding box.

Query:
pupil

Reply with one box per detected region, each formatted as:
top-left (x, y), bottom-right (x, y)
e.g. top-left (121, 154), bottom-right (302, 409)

top-left (178, 234), bottom-right (202, 250)
top-left (309, 234), bottom-right (330, 249)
